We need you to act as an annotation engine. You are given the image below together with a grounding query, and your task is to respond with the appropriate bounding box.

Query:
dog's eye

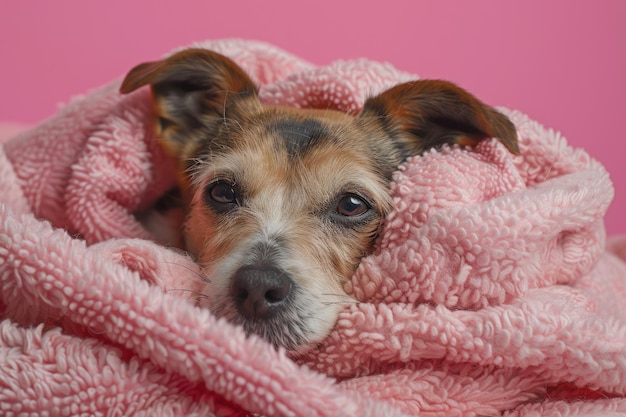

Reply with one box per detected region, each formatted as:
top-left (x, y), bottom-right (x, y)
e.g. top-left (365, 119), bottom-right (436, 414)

top-left (205, 180), bottom-right (240, 212)
top-left (337, 194), bottom-right (370, 217)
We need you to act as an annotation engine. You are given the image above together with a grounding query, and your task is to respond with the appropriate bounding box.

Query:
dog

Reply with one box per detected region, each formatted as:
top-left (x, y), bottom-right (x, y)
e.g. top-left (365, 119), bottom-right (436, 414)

top-left (120, 48), bottom-right (519, 353)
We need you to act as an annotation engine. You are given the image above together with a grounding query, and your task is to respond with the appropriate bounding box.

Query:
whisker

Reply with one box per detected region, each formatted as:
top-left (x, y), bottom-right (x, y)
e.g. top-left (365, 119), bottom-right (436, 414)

top-left (165, 288), bottom-right (210, 300)
top-left (321, 293), bottom-right (358, 304)
top-left (223, 117), bottom-right (244, 133)
top-left (288, 265), bottom-right (326, 275)
top-left (298, 311), bottom-right (334, 329)
top-left (321, 299), bottom-right (359, 306)
top-left (218, 90), bottom-right (245, 133)
top-left (158, 260), bottom-right (210, 283)
top-left (321, 292), bottom-right (355, 299)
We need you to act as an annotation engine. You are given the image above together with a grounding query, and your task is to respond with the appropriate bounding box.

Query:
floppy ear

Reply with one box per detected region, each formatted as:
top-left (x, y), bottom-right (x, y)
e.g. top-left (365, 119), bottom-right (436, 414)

top-left (120, 48), bottom-right (260, 157)
top-left (359, 80), bottom-right (519, 161)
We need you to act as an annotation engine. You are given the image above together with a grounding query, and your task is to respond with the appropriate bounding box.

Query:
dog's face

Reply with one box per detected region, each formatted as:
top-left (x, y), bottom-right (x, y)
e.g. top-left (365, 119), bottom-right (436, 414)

top-left (121, 49), bottom-right (518, 353)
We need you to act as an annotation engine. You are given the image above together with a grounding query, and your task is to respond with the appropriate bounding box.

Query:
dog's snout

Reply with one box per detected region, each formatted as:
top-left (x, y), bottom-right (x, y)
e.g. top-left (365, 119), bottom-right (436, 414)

top-left (230, 266), bottom-right (293, 320)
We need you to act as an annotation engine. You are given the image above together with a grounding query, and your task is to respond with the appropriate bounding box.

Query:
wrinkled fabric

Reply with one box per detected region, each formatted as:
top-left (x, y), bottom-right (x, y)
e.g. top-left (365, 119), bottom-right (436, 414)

top-left (1, 39), bottom-right (625, 417)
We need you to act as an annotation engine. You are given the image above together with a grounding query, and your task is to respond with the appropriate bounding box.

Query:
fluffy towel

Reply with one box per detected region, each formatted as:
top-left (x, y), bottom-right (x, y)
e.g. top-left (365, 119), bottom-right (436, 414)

top-left (1, 39), bottom-right (625, 417)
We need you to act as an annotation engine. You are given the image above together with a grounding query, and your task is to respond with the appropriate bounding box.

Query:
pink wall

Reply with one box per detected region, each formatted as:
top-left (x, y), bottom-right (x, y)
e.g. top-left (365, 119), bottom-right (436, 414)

top-left (1, 1), bottom-right (624, 234)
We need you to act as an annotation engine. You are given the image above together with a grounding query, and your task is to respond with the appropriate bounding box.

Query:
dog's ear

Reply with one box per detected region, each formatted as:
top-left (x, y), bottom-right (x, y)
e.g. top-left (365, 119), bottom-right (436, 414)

top-left (359, 80), bottom-right (519, 162)
top-left (120, 48), bottom-right (259, 156)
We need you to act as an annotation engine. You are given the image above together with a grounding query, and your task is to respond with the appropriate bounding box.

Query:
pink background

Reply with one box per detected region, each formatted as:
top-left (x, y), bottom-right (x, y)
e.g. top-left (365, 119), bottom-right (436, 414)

top-left (1, 1), bottom-right (624, 234)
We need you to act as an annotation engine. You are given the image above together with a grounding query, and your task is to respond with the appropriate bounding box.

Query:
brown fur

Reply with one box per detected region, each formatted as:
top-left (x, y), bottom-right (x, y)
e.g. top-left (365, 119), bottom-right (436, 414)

top-left (121, 48), bottom-right (518, 352)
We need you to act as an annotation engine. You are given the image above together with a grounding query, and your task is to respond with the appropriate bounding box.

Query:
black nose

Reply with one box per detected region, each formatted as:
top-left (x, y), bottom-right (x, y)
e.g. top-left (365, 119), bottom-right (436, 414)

top-left (229, 265), bottom-right (293, 320)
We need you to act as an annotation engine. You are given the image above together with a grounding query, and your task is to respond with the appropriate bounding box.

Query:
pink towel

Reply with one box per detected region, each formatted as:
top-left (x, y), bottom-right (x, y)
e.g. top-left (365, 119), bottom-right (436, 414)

top-left (1, 39), bottom-right (625, 417)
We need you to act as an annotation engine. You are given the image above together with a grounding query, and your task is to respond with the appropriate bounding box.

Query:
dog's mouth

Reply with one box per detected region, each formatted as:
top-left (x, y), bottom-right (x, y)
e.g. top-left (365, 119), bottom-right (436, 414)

top-left (223, 305), bottom-right (314, 352)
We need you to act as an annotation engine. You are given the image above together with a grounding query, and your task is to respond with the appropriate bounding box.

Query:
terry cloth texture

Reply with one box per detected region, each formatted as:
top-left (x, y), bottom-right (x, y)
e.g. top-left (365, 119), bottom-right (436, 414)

top-left (1, 39), bottom-right (625, 417)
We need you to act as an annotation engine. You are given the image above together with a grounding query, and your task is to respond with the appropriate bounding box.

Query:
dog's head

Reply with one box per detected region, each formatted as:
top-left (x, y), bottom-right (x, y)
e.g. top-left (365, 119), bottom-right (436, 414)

top-left (121, 49), bottom-right (518, 353)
